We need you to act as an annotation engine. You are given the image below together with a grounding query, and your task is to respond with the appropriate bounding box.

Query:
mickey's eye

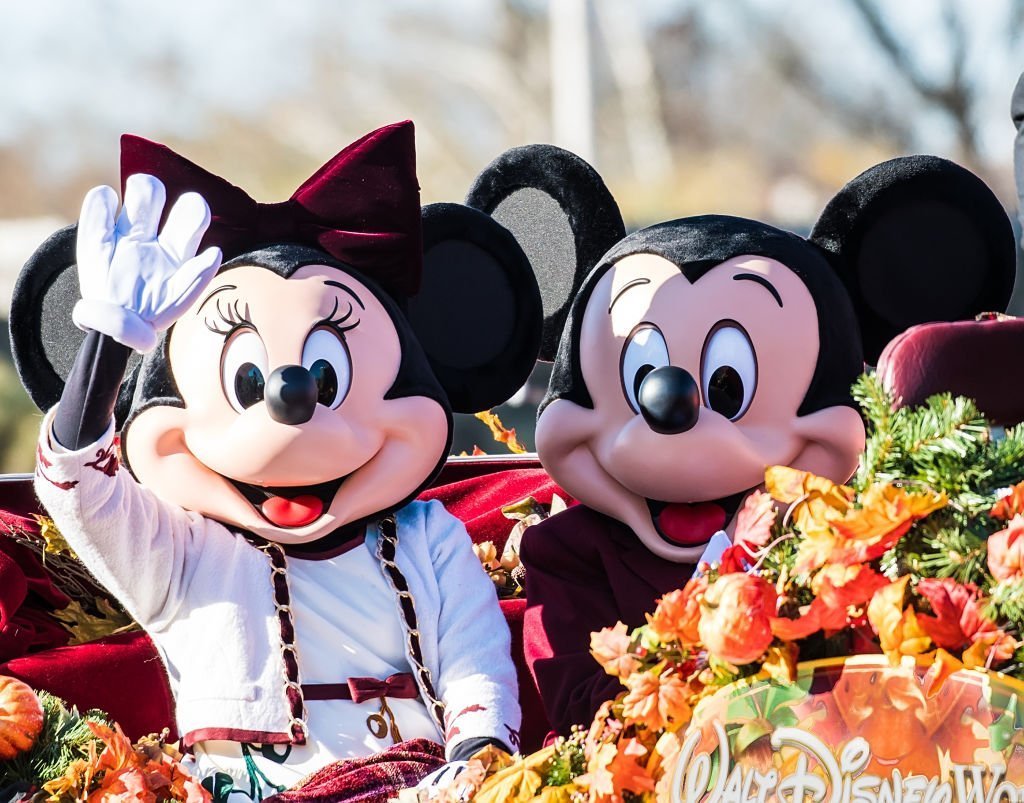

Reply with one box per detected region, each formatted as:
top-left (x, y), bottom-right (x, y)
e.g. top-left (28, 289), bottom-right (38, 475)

top-left (620, 324), bottom-right (670, 414)
top-left (221, 329), bottom-right (268, 413)
top-left (302, 328), bottom-right (352, 409)
top-left (701, 322), bottom-right (757, 420)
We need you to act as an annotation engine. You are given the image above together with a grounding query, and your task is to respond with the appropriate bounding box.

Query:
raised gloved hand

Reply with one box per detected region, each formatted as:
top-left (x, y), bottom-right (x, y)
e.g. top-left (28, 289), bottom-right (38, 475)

top-left (72, 173), bottom-right (222, 353)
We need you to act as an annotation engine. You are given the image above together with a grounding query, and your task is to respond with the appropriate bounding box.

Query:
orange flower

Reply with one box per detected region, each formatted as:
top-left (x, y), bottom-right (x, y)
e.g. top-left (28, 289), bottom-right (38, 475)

top-left (988, 514), bottom-right (1024, 583)
top-left (578, 737), bottom-right (655, 802)
top-left (590, 622), bottom-right (640, 680)
top-left (867, 577), bottom-right (932, 662)
top-left (699, 573), bottom-right (776, 665)
top-left (771, 565), bottom-right (888, 641)
top-left (621, 670), bottom-right (693, 732)
top-left (992, 482), bottom-right (1024, 520)
top-left (647, 576), bottom-right (706, 646)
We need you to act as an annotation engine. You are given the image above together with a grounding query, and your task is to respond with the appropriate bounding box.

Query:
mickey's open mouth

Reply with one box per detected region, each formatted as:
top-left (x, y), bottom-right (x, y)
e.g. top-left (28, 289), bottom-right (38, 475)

top-left (228, 475), bottom-right (348, 528)
top-left (645, 490), bottom-right (748, 548)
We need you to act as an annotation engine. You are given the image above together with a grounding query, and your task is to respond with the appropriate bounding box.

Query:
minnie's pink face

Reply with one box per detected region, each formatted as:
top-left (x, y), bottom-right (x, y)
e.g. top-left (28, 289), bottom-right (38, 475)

top-left (123, 263), bottom-right (449, 544)
top-left (536, 253), bottom-right (865, 563)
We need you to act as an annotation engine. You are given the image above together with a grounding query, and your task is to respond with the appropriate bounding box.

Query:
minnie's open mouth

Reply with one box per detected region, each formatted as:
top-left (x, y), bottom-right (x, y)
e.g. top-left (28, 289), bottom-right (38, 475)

top-left (645, 490), bottom-right (748, 548)
top-left (228, 475), bottom-right (349, 528)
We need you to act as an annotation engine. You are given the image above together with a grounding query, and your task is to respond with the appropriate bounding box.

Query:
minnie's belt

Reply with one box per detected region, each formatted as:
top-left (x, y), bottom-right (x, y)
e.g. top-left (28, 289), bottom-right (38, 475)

top-left (302, 672), bottom-right (418, 703)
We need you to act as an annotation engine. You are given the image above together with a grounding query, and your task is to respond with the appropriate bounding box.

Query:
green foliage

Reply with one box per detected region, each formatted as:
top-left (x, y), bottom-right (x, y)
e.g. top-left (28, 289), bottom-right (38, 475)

top-left (852, 373), bottom-right (1021, 584)
top-left (0, 691), bottom-right (109, 787)
top-left (543, 732), bottom-right (586, 787)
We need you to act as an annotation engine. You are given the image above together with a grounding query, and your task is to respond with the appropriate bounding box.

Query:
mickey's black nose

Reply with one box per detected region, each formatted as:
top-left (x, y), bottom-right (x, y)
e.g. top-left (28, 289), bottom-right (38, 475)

top-left (265, 365), bottom-right (318, 425)
top-left (637, 366), bottom-right (701, 434)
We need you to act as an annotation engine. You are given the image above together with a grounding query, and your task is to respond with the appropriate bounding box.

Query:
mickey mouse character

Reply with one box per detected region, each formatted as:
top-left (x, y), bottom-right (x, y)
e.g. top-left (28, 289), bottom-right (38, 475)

top-left (10, 123), bottom-right (541, 800)
top-left (466, 145), bottom-right (1017, 735)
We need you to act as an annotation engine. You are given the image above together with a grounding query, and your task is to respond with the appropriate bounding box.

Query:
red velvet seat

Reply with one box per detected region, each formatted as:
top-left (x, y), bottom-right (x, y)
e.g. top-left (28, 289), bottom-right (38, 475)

top-left (877, 314), bottom-right (1024, 425)
top-left (0, 458), bottom-right (560, 752)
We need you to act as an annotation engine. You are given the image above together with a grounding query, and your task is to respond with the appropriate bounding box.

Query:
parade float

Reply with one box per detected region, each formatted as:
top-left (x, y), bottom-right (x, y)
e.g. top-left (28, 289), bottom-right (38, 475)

top-left (2, 73), bottom-right (1024, 802)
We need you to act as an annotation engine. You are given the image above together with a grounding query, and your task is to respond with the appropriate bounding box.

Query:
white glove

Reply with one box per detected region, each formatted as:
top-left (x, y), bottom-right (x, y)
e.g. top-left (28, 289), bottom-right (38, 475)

top-left (414, 761), bottom-right (472, 800)
top-left (72, 173), bottom-right (223, 353)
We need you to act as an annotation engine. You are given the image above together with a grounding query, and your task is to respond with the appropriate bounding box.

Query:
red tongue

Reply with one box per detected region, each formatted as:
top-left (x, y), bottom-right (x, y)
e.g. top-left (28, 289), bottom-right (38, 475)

top-left (656, 502), bottom-right (726, 546)
top-left (261, 495), bottom-right (324, 528)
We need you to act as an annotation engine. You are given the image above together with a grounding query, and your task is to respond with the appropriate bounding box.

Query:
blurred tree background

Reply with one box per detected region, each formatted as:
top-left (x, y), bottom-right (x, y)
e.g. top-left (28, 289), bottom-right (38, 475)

top-left (0, 0), bottom-right (1021, 469)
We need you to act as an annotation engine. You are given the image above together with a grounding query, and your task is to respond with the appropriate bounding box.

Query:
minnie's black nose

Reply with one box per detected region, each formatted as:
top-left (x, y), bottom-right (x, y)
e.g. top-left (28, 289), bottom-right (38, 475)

top-left (637, 366), bottom-right (701, 434)
top-left (265, 365), bottom-right (318, 425)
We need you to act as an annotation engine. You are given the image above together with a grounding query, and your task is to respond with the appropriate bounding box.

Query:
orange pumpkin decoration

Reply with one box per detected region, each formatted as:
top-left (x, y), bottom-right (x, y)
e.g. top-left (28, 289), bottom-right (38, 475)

top-left (0, 675), bottom-right (44, 760)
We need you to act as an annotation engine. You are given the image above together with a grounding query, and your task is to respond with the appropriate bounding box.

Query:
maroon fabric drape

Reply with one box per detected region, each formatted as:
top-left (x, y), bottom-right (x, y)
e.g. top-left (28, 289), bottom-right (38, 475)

top-left (266, 738), bottom-right (445, 803)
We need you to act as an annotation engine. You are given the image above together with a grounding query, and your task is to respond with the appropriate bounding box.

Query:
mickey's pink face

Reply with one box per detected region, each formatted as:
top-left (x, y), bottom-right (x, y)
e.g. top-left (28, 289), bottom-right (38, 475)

top-left (123, 263), bottom-right (449, 544)
top-left (536, 253), bottom-right (865, 563)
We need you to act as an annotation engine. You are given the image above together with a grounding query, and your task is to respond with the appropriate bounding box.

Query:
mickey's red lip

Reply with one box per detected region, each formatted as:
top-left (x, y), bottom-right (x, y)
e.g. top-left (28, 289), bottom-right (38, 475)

top-left (645, 491), bottom-right (747, 547)
top-left (228, 475), bottom-right (348, 529)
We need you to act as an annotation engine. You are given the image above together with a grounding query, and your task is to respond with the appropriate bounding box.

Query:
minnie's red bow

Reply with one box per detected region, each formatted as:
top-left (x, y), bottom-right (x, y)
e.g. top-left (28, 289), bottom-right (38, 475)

top-left (119, 122), bottom-right (423, 297)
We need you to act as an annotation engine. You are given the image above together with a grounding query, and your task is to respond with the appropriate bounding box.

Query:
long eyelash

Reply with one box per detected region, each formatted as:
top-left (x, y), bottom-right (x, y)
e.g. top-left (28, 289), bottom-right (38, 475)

top-left (205, 297), bottom-right (254, 336)
top-left (319, 297), bottom-right (360, 333)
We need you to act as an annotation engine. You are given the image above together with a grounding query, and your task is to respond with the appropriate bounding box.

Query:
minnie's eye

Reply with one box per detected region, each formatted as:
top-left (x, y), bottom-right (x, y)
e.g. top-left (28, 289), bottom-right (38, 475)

top-left (302, 328), bottom-right (352, 409)
top-left (701, 322), bottom-right (757, 420)
top-left (221, 329), bottom-right (268, 413)
top-left (620, 325), bottom-right (670, 414)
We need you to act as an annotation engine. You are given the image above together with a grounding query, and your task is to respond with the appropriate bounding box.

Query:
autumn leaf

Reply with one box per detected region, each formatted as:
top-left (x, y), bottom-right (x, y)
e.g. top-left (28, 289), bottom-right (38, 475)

top-left (922, 649), bottom-right (964, 698)
top-left (621, 670), bottom-right (693, 732)
top-left (590, 622), bottom-right (641, 680)
top-left (732, 490), bottom-right (776, 550)
top-left (33, 514), bottom-right (76, 558)
top-left (577, 738), bottom-right (655, 801)
top-left (962, 630), bottom-right (1018, 669)
top-left (867, 577), bottom-right (932, 662)
top-left (53, 598), bottom-right (139, 645)
top-left (827, 483), bottom-right (946, 560)
top-left (475, 410), bottom-right (527, 454)
top-left (791, 480), bottom-right (945, 573)
top-left (915, 578), bottom-right (990, 650)
top-left (473, 746), bottom-right (555, 803)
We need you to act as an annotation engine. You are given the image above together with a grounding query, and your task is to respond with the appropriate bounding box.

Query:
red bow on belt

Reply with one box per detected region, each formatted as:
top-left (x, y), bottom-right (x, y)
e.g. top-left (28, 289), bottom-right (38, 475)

top-left (302, 672), bottom-right (420, 703)
top-left (119, 122), bottom-right (423, 298)
top-left (347, 673), bottom-right (419, 704)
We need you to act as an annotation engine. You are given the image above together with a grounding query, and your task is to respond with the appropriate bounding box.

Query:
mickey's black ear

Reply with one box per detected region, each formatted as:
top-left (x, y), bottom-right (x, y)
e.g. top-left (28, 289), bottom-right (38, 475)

top-left (466, 144), bottom-right (626, 361)
top-left (810, 155), bottom-right (1016, 364)
top-left (406, 203), bottom-right (542, 413)
top-left (9, 224), bottom-right (140, 423)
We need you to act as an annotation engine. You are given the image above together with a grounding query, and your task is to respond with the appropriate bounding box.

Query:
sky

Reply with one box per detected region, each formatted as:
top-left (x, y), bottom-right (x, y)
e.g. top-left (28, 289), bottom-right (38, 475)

top-left (0, 0), bottom-right (1020, 179)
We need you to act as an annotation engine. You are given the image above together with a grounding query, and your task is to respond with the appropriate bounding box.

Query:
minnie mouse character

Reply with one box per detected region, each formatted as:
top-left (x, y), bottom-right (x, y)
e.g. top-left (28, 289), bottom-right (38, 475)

top-left (466, 145), bottom-right (1017, 734)
top-left (10, 123), bottom-right (541, 800)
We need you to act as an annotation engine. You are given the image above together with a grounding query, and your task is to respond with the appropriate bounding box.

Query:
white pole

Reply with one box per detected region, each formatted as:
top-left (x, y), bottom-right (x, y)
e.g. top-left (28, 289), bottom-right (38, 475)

top-left (549, 0), bottom-right (595, 165)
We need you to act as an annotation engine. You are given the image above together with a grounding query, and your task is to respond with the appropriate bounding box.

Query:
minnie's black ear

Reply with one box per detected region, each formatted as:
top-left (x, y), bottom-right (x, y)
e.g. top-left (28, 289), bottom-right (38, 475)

top-left (9, 224), bottom-right (140, 423)
top-left (810, 155), bottom-right (1016, 364)
top-left (466, 144), bottom-right (626, 361)
top-left (406, 203), bottom-right (542, 413)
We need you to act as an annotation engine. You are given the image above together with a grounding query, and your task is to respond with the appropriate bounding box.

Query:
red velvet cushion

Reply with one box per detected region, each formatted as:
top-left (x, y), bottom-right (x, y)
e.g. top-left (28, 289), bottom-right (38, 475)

top-left (877, 315), bottom-right (1024, 426)
top-left (1, 630), bottom-right (176, 740)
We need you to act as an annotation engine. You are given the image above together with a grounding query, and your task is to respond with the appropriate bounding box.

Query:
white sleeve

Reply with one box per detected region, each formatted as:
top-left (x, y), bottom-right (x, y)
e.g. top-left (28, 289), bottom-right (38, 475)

top-left (34, 405), bottom-right (208, 628)
top-left (424, 500), bottom-right (522, 758)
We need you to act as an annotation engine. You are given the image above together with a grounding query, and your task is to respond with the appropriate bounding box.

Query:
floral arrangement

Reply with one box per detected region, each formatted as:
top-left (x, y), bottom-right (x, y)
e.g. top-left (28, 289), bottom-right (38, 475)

top-left (458, 373), bottom-right (1024, 802)
top-left (0, 676), bottom-right (208, 803)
